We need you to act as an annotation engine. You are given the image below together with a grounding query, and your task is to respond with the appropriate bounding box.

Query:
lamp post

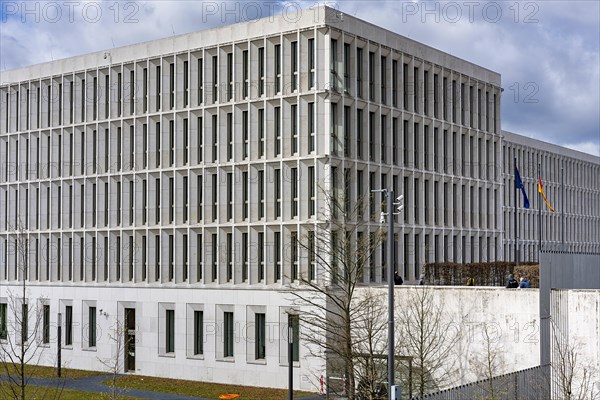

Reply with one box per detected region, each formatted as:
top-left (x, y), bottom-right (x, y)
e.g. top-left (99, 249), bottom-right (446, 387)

top-left (288, 324), bottom-right (293, 400)
top-left (374, 189), bottom-right (403, 400)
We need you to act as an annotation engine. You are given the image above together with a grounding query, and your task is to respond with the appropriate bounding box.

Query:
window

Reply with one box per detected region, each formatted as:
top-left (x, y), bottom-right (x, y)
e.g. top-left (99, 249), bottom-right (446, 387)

top-left (178, 234), bottom-right (186, 282)
top-left (0, 303), bottom-right (6, 340)
top-left (288, 314), bottom-right (300, 362)
top-left (183, 118), bottom-right (189, 165)
top-left (129, 71), bottom-right (135, 114)
top-left (227, 53), bottom-right (233, 101)
top-left (308, 102), bottom-right (315, 152)
top-left (344, 106), bottom-right (351, 157)
top-left (226, 233), bottom-right (233, 282)
top-left (330, 39), bottom-right (338, 91)
top-left (242, 111), bottom-right (249, 159)
top-left (368, 51), bottom-right (375, 101)
top-left (308, 166), bottom-right (315, 217)
top-left (255, 313), bottom-right (266, 360)
top-left (88, 306), bottom-right (96, 347)
top-left (142, 235), bottom-right (147, 281)
top-left (155, 235), bottom-right (161, 281)
top-left (143, 68), bottom-right (148, 112)
top-left (242, 50), bottom-right (249, 98)
top-left (212, 56), bottom-right (218, 103)
top-left (196, 234), bottom-right (203, 281)
top-left (344, 42), bottom-right (350, 91)
top-left (381, 115), bottom-right (387, 163)
top-left (234, 232), bottom-right (245, 283)
top-left (65, 305), bottom-right (73, 346)
top-left (118, 73), bottom-right (123, 116)
top-left (169, 121), bottom-right (174, 166)
top-left (42, 304), bottom-right (50, 344)
top-left (169, 177), bottom-right (174, 223)
top-left (274, 106), bottom-right (281, 156)
top-left (193, 310), bottom-right (203, 355)
top-left (156, 122), bottom-right (161, 167)
top-left (331, 103), bottom-right (338, 155)
top-left (274, 169), bottom-right (281, 218)
top-left (308, 231), bottom-right (316, 280)
top-left (227, 112), bottom-right (233, 160)
top-left (211, 234), bottom-right (217, 282)
top-left (168, 235), bottom-right (174, 282)
top-left (259, 108), bottom-right (265, 157)
top-left (258, 232), bottom-right (265, 281)
top-left (224, 311), bottom-right (234, 357)
top-left (291, 232), bottom-right (298, 281)
top-left (291, 104), bottom-right (298, 154)
top-left (356, 47), bottom-right (363, 98)
top-left (259, 170), bottom-right (265, 219)
top-left (212, 174), bottom-right (218, 221)
top-left (381, 56), bottom-right (387, 103)
top-left (414, 67), bottom-right (419, 113)
top-left (357, 109), bottom-right (363, 159)
top-left (424, 70), bottom-right (429, 115)
top-left (198, 58), bottom-right (203, 104)
top-left (291, 41), bottom-right (298, 91)
top-left (392, 60), bottom-right (398, 107)
top-left (275, 44), bottom-right (281, 94)
top-left (258, 47), bottom-right (265, 96)
top-left (291, 168), bottom-right (298, 218)
top-left (166, 309), bottom-right (175, 353)
top-left (308, 38), bottom-right (315, 88)
top-left (369, 112), bottom-right (375, 161)
top-left (274, 231), bottom-right (281, 280)
top-left (212, 115), bottom-right (218, 162)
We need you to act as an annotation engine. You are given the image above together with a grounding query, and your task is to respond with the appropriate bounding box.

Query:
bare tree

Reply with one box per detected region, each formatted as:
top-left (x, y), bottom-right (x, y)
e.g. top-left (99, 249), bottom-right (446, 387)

top-left (0, 223), bottom-right (60, 400)
top-left (97, 314), bottom-right (130, 400)
top-left (395, 287), bottom-right (458, 399)
top-left (289, 185), bottom-right (385, 400)
top-left (470, 322), bottom-right (506, 400)
top-left (551, 318), bottom-right (600, 400)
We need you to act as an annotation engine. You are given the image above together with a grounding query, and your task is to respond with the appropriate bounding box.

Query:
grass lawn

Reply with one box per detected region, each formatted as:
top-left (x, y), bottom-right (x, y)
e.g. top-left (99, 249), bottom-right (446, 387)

top-left (0, 385), bottom-right (136, 399)
top-left (111, 375), bottom-right (315, 400)
top-left (0, 363), bottom-right (103, 379)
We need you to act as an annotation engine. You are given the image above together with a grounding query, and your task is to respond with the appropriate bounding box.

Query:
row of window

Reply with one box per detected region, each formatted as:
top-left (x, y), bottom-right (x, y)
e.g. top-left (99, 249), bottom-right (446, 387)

top-left (0, 302), bottom-right (300, 363)
top-left (502, 143), bottom-right (600, 188)
top-left (1, 37), bottom-right (498, 134)
top-left (1, 165), bottom-right (502, 234)
top-left (0, 164), bottom-right (316, 230)
top-left (329, 38), bottom-right (499, 132)
top-left (1, 103), bottom-right (499, 185)
top-left (0, 228), bottom-right (506, 285)
top-left (0, 229), bottom-right (314, 285)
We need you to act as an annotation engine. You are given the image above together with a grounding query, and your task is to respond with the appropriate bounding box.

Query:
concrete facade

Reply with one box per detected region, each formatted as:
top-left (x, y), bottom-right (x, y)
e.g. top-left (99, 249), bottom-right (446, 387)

top-left (502, 131), bottom-right (600, 262)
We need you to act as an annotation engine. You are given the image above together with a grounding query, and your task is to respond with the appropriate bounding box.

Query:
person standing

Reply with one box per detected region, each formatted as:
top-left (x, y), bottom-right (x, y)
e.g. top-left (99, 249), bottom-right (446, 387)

top-left (519, 277), bottom-right (531, 288)
top-left (506, 274), bottom-right (518, 288)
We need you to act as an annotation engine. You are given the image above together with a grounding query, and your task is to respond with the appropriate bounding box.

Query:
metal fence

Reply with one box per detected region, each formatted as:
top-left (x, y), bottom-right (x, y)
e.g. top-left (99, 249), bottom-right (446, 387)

top-left (416, 365), bottom-right (551, 400)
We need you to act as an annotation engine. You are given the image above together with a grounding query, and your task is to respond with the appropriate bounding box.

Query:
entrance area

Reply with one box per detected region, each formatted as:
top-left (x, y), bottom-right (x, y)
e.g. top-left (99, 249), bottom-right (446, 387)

top-left (124, 308), bottom-right (135, 372)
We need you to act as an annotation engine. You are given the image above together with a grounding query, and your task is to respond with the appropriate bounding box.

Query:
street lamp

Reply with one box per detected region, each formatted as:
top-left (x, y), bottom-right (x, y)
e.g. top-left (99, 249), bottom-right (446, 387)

top-left (373, 189), bottom-right (403, 400)
top-left (288, 324), bottom-right (294, 400)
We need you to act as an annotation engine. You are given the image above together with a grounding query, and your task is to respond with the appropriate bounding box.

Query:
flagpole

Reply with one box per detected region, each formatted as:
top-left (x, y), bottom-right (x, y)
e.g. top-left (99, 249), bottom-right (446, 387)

top-left (538, 162), bottom-right (542, 258)
top-left (514, 155), bottom-right (519, 267)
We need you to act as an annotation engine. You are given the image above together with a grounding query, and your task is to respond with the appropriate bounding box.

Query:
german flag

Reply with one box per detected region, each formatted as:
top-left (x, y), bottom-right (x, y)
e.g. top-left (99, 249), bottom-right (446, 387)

top-left (538, 178), bottom-right (555, 212)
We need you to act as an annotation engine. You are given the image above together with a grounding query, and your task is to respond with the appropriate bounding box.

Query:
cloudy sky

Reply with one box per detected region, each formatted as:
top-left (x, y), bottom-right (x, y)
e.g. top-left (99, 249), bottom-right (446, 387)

top-left (1, 0), bottom-right (598, 156)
